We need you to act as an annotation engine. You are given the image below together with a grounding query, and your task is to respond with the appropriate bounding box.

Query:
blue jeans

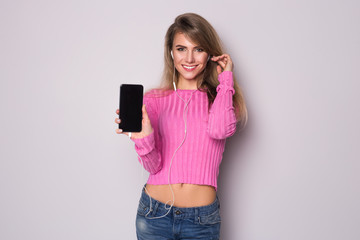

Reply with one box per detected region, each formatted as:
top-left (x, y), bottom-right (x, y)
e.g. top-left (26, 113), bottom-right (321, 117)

top-left (136, 184), bottom-right (221, 240)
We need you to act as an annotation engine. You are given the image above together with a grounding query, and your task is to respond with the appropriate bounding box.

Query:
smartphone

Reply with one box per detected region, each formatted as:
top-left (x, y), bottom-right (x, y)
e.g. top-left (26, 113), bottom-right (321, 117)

top-left (119, 84), bottom-right (143, 132)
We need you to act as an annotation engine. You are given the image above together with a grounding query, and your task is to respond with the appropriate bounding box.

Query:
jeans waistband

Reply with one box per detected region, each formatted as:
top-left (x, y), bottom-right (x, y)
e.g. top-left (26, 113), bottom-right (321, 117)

top-left (139, 184), bottom-right (220, 218)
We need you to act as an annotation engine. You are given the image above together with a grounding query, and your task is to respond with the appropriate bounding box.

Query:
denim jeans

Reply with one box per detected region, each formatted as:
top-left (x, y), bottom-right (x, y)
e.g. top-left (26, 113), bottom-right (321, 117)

top-left (135, 184), bottom-right (221, 240)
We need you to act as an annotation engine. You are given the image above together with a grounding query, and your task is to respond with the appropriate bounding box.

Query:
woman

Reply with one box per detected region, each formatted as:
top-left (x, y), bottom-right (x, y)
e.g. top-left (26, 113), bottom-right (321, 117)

top-left (115, 13), bottom-right (247, 240)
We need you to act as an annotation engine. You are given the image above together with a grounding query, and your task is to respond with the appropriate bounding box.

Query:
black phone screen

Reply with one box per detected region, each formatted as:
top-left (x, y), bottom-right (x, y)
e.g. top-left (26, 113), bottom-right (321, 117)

top-left (119, 84), bottom-right (143, 132)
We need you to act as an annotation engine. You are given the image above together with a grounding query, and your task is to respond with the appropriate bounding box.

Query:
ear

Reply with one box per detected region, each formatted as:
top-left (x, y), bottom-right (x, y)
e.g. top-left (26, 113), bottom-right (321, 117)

top-left (171, 51), bottom-right (174, 59)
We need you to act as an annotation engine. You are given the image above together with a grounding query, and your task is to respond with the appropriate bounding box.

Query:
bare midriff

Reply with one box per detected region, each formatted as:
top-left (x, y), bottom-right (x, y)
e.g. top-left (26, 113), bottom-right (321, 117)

top-left (144, 183), bottom-right (217, 208)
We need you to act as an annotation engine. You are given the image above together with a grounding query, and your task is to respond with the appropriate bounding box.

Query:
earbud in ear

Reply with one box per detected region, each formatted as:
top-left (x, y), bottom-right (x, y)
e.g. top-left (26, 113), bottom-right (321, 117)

top-left (207, 55), bottom-right (211, 62)
top-left (171, 51), bottom-right (174, 59)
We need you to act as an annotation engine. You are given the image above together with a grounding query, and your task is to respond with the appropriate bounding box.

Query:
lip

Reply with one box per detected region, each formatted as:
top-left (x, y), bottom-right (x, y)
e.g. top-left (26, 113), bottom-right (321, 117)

top-left (182, 64), bottom-right (198, 72)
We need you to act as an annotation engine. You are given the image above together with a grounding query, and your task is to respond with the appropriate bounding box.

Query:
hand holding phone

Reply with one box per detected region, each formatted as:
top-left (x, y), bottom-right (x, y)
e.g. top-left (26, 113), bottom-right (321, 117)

top-left (115, 105), bottom-right (153, 139)
top-left (115, 84), bottom-right (153, 138)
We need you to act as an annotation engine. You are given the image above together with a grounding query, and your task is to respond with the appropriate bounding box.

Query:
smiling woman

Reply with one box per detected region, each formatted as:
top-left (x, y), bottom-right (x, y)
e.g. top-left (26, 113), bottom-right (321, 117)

top-left (115, 13), bottom-right (248, 239)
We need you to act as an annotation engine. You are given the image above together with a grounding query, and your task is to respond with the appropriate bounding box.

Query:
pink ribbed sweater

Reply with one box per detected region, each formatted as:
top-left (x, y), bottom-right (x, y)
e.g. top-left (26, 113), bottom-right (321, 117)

top-left (132, 71), bottom-right (237, 191)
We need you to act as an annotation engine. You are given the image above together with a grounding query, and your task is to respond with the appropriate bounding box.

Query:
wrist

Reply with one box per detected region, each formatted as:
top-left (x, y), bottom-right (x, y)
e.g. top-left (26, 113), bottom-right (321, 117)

top-left (131, 128), bottom-right (154, 139)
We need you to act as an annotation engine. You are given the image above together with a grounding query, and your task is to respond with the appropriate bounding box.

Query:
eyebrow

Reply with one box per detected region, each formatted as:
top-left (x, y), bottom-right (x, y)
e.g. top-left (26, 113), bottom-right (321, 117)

top-left (175, 45), bottom-right (202, 48)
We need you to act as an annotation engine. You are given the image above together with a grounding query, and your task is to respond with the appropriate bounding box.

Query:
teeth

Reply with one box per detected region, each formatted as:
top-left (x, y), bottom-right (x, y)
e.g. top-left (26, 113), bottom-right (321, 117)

top-left (183, 65), bottom-right (196, 69)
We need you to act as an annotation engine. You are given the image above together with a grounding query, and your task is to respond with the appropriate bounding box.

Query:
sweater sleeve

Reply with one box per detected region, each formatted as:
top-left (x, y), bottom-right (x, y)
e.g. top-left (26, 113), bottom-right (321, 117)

top-left (207, 71), bottom-right (237, 139)
top-left (131, 93), bottom-right (163, 174)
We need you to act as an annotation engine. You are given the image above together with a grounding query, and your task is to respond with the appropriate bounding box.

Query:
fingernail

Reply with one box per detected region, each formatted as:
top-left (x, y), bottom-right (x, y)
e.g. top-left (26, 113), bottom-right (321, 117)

top-left (118, 129), bottom-right (123, 132)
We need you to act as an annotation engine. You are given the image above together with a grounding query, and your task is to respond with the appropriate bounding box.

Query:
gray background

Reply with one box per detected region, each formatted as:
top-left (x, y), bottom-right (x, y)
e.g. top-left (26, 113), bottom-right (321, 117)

top-left (1, 0), bottom-right (359, 239)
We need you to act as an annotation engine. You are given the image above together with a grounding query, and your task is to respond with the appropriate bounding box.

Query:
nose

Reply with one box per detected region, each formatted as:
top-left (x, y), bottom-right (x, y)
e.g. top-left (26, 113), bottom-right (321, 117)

top-left (185, 51), bottom-right (195, 63)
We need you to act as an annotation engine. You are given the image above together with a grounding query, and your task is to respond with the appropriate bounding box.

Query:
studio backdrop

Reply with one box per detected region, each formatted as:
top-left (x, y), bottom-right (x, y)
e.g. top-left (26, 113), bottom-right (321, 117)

top-left (0, 0), bottom-right (359, 239)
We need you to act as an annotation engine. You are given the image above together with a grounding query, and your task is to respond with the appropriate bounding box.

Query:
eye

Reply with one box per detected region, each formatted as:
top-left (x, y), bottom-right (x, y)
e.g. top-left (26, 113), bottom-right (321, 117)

top-left (176, 48), bottom-right (185, 52)
top-left (195, 48), bottom-right (204, 52)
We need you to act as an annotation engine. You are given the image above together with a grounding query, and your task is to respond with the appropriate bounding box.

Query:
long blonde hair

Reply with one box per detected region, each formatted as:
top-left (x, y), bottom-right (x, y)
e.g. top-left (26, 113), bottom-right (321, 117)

top-left (160, 13), bottom-right (248, 128)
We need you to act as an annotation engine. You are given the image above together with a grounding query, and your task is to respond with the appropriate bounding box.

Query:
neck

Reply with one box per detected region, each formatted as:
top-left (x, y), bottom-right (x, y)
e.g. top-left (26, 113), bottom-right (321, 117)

top-left (177, 77), bottom-right (199, 90)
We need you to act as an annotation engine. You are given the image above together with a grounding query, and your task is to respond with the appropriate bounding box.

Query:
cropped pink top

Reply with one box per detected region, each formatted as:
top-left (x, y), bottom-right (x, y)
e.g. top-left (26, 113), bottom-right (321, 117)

top-left (131, 71), bottom-right (237, 191)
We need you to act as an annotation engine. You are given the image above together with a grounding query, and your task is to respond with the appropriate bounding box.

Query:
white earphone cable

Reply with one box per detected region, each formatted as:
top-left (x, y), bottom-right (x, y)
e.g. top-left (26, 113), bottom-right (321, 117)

top-left (136, 64), bottom-right (196, 219)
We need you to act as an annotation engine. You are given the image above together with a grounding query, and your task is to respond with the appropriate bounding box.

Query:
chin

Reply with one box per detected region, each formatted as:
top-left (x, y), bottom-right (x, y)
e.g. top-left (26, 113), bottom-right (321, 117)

top-left (177, 68), bottom-right (205, 82)
top-left (181, 73), bottom-right (200, 81)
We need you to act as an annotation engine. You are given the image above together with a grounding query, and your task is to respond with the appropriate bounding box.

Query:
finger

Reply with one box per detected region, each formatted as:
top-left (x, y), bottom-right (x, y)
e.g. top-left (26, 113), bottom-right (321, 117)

top-left (116, 109), bottom-right (119, 115)
top-left (223, 55), bottom-right (233, 66)
top-left (222, 54), bottom-right (233, 71)
top-left (217, 60), bottom-right (226, 69)
top-left (212, 55), bottom-right (227, 64)
top-left (215, 54), bottom-right (231, 61)
top-left (216, 65), bottom-right (222, 74)
top-left (214, 54), bottom-right (226, 59)
top-left (224, 54), bottom-right (232, 63)
top-left (115, 128), bottom-right (130, 137)
top-left (142, 104), bottom-right (149, 120)
top-left (211, 56), bottom-right (221, 61)
top-left (211, 55), bottom-right (223, 60)
top-left (115, 118), bottom-right (121, 123)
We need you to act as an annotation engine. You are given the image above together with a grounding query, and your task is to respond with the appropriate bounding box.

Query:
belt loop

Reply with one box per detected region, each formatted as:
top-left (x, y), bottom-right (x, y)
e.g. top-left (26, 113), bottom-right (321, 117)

top-left (194, 208), bottom-right (199, 222)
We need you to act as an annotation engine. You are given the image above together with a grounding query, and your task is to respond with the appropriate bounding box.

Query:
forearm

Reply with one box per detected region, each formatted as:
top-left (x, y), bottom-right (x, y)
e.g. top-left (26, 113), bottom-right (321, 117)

top-left (133, 132), bottom-right (162, 174)
top-left (207, 71), bottom-right (237, 139)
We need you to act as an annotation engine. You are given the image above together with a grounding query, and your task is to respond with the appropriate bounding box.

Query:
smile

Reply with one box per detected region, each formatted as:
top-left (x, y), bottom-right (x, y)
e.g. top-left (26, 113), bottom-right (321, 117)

top-left (182, 65), bottom-right (198, 71)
